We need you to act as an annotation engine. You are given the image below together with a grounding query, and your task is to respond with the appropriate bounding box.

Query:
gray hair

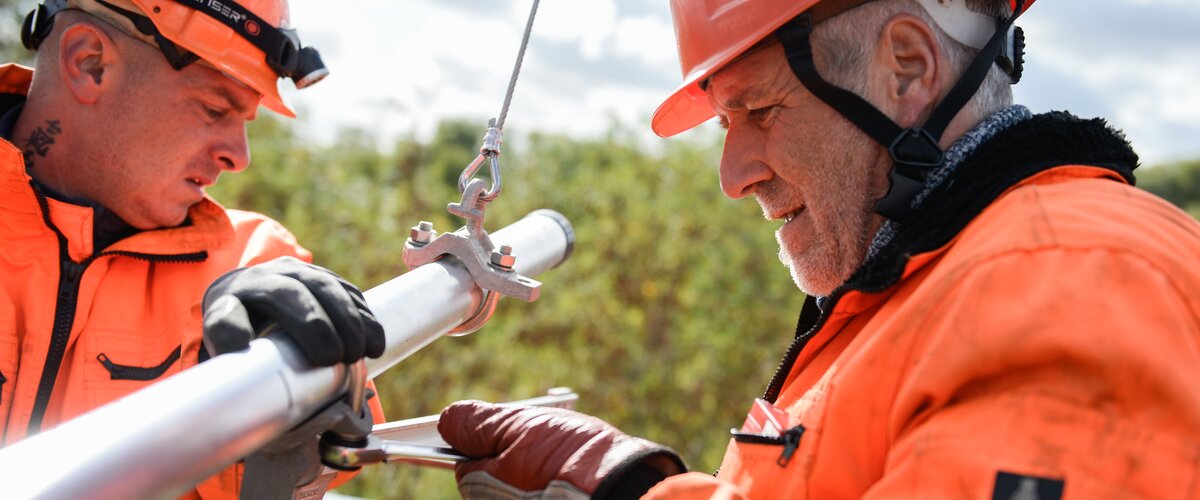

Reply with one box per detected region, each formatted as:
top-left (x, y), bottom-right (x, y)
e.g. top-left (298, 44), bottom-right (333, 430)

top-left (813, 0), bottom-right (1013, 121)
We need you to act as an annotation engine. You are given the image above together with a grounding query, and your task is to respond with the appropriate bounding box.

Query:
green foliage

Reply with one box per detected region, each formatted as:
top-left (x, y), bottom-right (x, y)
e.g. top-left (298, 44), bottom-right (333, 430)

top-left (1137, 159), bottom-right (1200, 219)
top-left (210, 116), bottom-right (800, 498)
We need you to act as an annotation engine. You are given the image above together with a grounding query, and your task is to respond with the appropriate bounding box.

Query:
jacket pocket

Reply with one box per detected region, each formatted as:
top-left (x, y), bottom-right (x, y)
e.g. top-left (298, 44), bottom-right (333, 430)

top-left (717, 425), bottom-right (815, 500)
top-left (731, 426), bottom-right (807, 467)
top-left (716, 384), bottom-right (832, 500)
top-left (96, 346), bottom-right (181, 381)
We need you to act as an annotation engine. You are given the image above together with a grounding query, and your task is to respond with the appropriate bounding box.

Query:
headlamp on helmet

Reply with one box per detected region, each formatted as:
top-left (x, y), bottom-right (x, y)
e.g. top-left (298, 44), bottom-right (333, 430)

top-left (21, 0), bottom-right (324, 116)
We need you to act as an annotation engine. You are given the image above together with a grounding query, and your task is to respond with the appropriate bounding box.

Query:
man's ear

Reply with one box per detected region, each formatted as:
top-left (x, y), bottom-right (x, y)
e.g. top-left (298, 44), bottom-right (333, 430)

top-left (57, 22), bottom-right (118, 105)
top-left (873, 14), bottom-right (941, 127)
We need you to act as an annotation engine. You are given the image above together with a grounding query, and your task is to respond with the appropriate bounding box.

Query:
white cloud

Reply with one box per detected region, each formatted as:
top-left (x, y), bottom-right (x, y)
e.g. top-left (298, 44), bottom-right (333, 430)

top-left (286, 1), bottom-right (523, 141)
top-left (531, 0), bottom-right (617, 60)
top-left (280, 0), bottom-right (1200, 165)
top-left (611, 15), bottom-right (679, 68)
top-left (1017, 3), bottom-right (1200, 164)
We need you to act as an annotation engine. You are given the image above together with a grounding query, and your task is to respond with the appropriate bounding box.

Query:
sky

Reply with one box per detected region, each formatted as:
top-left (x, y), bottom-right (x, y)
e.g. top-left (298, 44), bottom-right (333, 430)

top-left (285, 0), bottom-right (1200, 167)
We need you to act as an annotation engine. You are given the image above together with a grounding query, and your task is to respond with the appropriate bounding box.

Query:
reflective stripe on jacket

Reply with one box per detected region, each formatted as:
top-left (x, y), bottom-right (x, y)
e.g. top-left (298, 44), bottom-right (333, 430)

top-left (0, 64), bottom-right (380, 498)
top-left (647, 117), bottom-right (1200, 498)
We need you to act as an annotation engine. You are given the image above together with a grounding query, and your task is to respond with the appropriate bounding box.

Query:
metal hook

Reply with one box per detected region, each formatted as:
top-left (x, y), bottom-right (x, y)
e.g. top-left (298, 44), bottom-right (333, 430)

top-left (457, 119), bottom-right (504, 201)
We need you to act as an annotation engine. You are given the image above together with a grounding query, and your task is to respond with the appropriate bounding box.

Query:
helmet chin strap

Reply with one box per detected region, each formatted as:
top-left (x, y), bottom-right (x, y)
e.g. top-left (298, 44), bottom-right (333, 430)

top-left (775, 0), bottom-right (1027, 223)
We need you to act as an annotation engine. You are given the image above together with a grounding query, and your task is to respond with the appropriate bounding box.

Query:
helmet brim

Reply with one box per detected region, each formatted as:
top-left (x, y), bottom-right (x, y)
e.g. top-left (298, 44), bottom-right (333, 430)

top-left (650, 0), bottom-right (821, 138)
top-left (651, 80), bottom-right (713, 138)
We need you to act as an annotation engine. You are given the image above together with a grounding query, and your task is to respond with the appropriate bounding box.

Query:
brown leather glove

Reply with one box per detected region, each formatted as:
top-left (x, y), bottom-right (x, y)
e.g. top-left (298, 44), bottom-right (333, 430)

top-left (439, 401), bottom-right (687, 499)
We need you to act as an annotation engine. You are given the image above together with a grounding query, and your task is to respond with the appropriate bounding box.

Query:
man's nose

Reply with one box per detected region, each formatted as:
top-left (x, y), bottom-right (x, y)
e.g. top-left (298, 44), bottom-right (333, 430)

top-left (213, 123), bottom-right (251, 172)
top-left (719, 129), bottom-right (773, 199)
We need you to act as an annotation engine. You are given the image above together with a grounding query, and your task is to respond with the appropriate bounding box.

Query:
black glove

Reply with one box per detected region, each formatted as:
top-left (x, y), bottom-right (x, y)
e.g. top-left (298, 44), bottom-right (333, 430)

top-left (201, 256), bottom-right (385, 366)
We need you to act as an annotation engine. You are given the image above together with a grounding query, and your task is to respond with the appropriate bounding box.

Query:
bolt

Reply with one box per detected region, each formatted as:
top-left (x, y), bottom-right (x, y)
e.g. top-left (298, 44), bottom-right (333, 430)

top-left (409, 221), bottom-right (435, 245)
top-left (490, 245), bottom-right (516, 270)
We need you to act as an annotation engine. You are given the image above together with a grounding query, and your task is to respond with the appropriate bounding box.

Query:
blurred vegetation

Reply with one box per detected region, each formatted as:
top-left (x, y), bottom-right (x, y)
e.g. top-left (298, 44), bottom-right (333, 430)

top-left (2, 2), bottom-right (1199, 497)
top-left (213, 116), bottom-right (801, 498)
top-left (1137, 159), bottom-right (1200, 219)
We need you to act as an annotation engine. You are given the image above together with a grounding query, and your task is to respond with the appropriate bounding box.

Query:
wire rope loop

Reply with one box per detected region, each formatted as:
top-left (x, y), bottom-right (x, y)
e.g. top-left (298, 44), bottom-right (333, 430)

top-left (456, 0), bottom-right (537, 202)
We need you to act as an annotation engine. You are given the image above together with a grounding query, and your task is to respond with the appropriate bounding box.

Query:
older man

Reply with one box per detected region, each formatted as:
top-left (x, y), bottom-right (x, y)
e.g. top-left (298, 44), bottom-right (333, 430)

top-left (2, 0), bottom-right (384, 497)
top-left (439, 0), bottom-right (1200, 498)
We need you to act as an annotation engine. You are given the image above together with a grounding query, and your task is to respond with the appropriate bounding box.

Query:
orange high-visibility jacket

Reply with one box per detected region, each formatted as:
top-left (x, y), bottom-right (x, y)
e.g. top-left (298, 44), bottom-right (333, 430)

top-left (0, 64), bottom-right (378, 498)
top-left (648, 116), bottom-right (1200, 498)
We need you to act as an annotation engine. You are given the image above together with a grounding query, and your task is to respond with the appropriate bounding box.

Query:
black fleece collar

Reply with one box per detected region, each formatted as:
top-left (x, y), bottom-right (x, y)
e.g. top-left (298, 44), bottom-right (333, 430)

top-left (841, 110), bottom-right (1138, 295)
top-left (764, 111), bottom-right (1139, 402)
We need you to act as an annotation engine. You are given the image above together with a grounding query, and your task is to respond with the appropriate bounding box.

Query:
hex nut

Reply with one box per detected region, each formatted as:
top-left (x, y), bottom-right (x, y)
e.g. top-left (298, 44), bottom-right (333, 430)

top-left (490, 248), bottom-right (516, 269)
top-left (409, 221), bottom-right (435, 245)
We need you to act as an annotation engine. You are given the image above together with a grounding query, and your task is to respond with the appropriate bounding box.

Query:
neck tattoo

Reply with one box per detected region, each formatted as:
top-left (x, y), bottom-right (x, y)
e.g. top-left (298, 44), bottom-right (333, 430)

top-left (22, 119), bottom-right (63, 170)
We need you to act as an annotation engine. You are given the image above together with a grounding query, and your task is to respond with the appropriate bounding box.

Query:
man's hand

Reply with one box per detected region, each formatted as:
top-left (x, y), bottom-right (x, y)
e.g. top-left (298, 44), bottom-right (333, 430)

top-left (201, 256), bottom-right (386, 366)
top-left (439, 401), bottom-right (686, 499)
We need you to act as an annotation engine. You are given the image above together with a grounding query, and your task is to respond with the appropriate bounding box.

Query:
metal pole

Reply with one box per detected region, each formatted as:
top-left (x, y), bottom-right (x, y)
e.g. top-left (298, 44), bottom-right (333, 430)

top-left (0, 210), bottom-right (574, 499)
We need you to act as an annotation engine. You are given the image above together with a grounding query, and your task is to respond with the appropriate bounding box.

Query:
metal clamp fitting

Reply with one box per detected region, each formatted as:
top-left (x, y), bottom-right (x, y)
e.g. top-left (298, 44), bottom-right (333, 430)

top-left (403, 179), bottom-right (541, 336)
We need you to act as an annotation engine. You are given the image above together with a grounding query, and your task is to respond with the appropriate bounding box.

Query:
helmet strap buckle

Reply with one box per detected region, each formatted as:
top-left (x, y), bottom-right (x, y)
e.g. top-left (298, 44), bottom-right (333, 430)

top-left (777, 13), bottom-right (816, 59)
top-left (875, 128), bottom-right (945, 222)
top-left (996, 23), bottom-right (1026, 84)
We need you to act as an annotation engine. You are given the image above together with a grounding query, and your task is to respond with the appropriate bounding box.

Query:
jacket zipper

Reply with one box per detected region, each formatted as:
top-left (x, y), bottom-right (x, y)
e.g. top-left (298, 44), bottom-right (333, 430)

top-left (27, 250), bottom-right (206, 434)
top-left (731, 425), bottom-right (806, 467)
top-left (26, 250), bottom-right (205, 435)
top-left (27, 258), bottom-right (87, 434)
top-left (25, 185), bottom-right (208, 434)
top-left (763, 295), bottom-right (827, 403)
top-left (764, 279), bottom-right (896, 403)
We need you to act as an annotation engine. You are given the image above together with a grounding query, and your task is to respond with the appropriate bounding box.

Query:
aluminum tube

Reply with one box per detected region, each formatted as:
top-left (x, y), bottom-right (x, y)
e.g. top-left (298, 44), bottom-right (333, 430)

top-left (0, 210), bottom-right (573, 499)
top-left (0, 341), bottom-right (319, 499)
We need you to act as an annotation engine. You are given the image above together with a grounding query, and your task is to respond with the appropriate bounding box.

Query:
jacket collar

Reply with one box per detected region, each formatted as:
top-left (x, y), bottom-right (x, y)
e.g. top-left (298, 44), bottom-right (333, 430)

top-left (0, 64), bottom-right (234, 260)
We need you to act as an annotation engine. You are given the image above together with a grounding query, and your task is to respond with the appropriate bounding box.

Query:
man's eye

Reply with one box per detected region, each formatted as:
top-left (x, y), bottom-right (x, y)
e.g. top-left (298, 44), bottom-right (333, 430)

top-left (201, 104), bottom-right (227, 120)
top-left (748, 105), bottom-right (778, 125)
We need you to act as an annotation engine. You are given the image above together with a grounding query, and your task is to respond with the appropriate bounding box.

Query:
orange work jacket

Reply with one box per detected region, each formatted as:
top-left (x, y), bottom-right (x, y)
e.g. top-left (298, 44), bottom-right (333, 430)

top-left (647, 161), bottom-right (1200, 497)
top-left (0, 64), bottom-right (378, 498)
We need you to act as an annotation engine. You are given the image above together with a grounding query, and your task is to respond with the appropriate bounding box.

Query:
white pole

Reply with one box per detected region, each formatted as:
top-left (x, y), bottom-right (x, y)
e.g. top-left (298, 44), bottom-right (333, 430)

top-left (0, 210), bottom-right (573, 499)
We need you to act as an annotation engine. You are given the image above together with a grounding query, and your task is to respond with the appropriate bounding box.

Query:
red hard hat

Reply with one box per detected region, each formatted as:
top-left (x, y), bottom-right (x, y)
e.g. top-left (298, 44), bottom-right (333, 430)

top-left (651, 0), bottom-right (1035, 137)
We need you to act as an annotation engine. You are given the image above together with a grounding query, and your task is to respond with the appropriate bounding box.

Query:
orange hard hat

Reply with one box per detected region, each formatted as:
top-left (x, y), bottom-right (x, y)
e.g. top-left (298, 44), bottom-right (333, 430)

top-left (651, 0), bottom-right (1035, 137)
top-left (22, 0), bottom-right (327, 117)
